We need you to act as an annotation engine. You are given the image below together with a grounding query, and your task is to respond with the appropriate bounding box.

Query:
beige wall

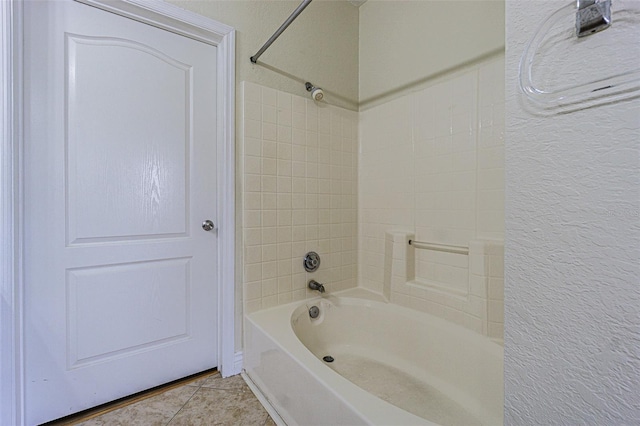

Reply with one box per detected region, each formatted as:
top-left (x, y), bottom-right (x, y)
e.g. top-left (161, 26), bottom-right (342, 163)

top-left (169, 0), bottom-right (359, 110)
top-left (359, 0), bottom-right (504, 108)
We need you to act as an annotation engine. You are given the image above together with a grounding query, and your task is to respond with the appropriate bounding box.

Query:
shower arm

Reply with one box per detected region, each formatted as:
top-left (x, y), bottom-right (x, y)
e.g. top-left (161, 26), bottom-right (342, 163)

top-left (250, 0), bottom-right (313, 64)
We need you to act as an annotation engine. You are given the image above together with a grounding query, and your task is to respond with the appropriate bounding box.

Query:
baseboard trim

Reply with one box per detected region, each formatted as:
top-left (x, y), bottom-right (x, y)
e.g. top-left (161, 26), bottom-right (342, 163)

top-left (227, 351), bottom-right (243, 377)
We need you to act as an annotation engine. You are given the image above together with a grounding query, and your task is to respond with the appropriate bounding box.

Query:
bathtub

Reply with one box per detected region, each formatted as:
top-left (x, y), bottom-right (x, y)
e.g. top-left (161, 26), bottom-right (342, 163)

top-left (244, 288), bottom-right (503, 425)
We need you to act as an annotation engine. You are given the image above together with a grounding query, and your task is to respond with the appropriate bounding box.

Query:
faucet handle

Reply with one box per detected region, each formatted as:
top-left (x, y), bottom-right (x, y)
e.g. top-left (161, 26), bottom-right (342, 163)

top-left (308, 279), bottom-right (326, 293)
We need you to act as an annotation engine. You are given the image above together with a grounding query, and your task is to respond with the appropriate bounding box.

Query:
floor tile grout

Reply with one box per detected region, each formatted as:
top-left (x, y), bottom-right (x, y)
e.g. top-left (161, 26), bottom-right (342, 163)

top-left (48, 371), bottom-right (274, 426)
top-left (45, 369), bottom-right (219, 426)
top-left (165, 374), bottom-right (211, 426)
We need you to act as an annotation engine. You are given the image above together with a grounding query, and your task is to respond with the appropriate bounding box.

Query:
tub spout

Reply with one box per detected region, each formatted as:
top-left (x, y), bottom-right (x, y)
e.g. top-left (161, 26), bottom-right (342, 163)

top-left (308, 279), bottom-right (325, 293)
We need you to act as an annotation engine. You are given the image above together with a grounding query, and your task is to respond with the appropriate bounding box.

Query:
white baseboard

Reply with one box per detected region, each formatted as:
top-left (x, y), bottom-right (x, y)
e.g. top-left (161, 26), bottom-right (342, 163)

top-left (234, 351), bottom-right (243, 373)
top-left (223, 350), bottom-right (242, 377)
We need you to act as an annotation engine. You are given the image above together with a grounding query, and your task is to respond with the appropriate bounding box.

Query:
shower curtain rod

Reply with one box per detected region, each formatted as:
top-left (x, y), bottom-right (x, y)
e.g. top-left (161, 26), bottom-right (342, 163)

top-left (250, 0), bottom-right (313, 63)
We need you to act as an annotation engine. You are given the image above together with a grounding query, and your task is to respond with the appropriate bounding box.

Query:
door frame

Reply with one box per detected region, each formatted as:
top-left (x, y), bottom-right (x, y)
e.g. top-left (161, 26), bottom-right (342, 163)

top-left (0, 1), bottom-right (237, 424)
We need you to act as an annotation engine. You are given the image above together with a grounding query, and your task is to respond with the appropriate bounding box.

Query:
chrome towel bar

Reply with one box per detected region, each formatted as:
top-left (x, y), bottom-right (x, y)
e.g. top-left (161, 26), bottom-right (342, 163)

top-left (408, 240), bottom-right (469, 255)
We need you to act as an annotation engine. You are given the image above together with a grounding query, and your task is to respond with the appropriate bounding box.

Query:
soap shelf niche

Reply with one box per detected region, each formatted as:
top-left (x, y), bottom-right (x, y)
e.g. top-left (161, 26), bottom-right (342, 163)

top-left (519, 1), bottom-right (640, 106)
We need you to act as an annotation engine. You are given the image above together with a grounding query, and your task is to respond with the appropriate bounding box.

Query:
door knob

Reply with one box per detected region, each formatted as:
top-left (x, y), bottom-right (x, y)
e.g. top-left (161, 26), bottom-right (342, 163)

top-left (202, 220), bottom-right (215, 231)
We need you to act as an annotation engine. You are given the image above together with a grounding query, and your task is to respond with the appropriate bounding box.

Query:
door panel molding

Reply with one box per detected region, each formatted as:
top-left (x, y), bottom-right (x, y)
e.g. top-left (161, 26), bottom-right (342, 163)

top-left (66, 256), bottom-right (192, 368)
top-left (0, 1), bottom-right (236, 424)
top-left (66, 33), bottom-right (193, 244)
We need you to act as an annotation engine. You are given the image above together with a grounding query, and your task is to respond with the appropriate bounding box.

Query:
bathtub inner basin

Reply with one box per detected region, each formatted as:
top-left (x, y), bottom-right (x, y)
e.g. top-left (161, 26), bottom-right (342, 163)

top-left (291, 297), bottom-right (503, 426)
top-left (324, 349), bottom-right (480, 425)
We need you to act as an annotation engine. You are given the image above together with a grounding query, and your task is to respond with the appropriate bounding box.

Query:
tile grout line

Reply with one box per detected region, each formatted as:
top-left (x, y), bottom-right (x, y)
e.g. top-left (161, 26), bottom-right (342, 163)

top-left (164, 376), bottom-right (209, 425)
top-left (166, 375), bottom-right (272, 425)
top-left (44, 369), bottom-right (219, 425)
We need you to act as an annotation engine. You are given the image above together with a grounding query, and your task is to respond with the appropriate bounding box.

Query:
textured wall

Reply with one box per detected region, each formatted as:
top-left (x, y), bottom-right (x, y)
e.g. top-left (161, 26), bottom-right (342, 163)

top-left (359, 0), bottom-right (504, 108)
top-left (505, 0), bottom-right (640, 423)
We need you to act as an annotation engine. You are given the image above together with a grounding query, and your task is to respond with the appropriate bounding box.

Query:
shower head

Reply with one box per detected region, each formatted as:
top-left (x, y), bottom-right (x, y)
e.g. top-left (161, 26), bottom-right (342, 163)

top-left (305, 82), bottom-right (324, 101)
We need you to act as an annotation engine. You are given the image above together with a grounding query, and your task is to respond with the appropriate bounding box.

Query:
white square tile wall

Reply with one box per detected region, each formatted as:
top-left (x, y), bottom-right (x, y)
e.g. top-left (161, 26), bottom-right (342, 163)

top-left (477, 58), bottom-right (506, 240)
top-left (485, 242), bottom-right (505, 340)
top-left (359, 55), bottom-right (505, 338)
top-left (242, 82), bottom-right (358, 314)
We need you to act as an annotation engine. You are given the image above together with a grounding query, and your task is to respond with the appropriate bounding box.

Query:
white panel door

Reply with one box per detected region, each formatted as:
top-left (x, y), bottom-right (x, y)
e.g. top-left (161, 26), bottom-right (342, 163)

top-left (23, 1), bottom-right (218, 423)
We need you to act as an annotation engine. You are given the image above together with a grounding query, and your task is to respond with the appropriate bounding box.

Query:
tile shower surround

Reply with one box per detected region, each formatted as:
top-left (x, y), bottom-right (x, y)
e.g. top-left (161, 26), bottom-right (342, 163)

top-left (241, 82), bottom-right (358, 314)
top-left (359, 56), bottom-right (505, 338)
top-left (241, 55), bottom-right (504, 338)
top-left (384, 232), bottom-right (504, 338)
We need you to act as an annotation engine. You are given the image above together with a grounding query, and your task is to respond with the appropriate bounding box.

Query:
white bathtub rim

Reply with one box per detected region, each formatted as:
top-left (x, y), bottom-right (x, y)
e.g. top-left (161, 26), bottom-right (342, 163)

top-left (245, 289), bottom-right (503, 425)
top-left (292, 289), bottom-right (503, 358)
top-left (245, 316), bottom-right (433, 425)
top-left (245, 296), bottom-right (435, 425)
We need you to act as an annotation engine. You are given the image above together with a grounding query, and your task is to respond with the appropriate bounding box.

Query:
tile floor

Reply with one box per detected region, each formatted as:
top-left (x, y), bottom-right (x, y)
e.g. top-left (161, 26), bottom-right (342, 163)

top-left (49, 371), bottom-right (275, 426)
